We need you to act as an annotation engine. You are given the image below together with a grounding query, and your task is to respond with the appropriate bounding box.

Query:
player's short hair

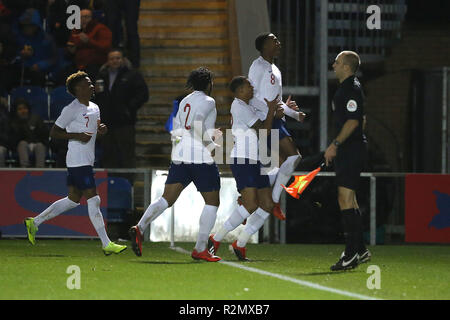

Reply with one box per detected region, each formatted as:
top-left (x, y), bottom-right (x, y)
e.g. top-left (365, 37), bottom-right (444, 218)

top-left (255, 32), bottom-right (272, 52)
top-left (66, 71), bottom-right (89, 96)
top-left (229, 76), bottom-right (247, 93)
top-left (186, 67), bottom-right (213, 91)
top-left (341, 51), bottom-right (361, 73)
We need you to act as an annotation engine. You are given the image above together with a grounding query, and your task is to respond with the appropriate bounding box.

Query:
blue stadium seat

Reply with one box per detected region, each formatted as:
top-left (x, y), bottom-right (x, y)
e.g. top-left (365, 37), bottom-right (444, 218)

top-left (107, 177), bottom-right (133, 222)
top-left (10, 86), bottom-right (49, 120)
top-left (49, 86), bottom-right (74, 120)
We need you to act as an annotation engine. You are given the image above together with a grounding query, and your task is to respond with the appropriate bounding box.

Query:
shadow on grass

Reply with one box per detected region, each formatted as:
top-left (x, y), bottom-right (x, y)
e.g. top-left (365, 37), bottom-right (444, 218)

top-left (130, 260), bottom-right (194, 265)
top-left (292, 269), bottom-right (364, 276)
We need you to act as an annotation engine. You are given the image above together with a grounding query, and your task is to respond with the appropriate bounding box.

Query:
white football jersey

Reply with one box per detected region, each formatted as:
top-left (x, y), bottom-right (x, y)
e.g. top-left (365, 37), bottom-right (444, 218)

top-left (230, 98), bottom-right (261, 161)
top-left (55, 99), bottom-right (100, 167)
top-left (171, 91), bottom-right (217, 164)
top-left (248, 56), bottom-right (283, 119)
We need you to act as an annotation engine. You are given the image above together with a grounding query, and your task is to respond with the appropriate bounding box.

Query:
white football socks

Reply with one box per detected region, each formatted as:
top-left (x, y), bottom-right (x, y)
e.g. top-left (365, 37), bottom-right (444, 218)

top-left (87, 195), bottom-right (110, 248)
top-left (237, 207), bottom-right (270, 247)
top-left (272, 154), bottom-right (301, 203)
top-left (213, 205), bottom-right (251, 242)
top-left (195, 204), bottom-right (218, 252)
top-left (34, 197), bottom-right (79, 227)
top-left (137, 197), bottom-right (169, 234)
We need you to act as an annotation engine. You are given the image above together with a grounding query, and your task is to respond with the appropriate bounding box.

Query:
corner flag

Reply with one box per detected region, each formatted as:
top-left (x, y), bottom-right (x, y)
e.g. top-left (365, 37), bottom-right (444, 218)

top-left (281, 163), bottom-right (324, 199)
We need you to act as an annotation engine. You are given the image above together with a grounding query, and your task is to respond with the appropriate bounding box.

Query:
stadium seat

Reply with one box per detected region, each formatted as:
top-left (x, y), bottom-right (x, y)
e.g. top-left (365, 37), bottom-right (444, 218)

top-left (9, 86), bottom-right (49, 120)
top-left (107, 177), bottom-right (133, 223)
top-left (49, 86), bottom-right (74, 120)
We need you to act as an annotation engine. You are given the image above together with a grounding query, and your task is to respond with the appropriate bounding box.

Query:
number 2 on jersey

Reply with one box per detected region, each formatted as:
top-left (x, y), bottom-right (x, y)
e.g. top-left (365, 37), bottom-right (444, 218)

top-left (184, 103), bottom-right (191, 130)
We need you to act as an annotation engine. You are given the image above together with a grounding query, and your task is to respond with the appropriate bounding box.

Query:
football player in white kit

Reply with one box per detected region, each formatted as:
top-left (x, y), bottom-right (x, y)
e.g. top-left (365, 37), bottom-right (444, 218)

top-left (24, 71), bottom-right (127, 255)
top-left (248, 32), bottom-right (306, 220)
top-left (129, 67), bottom-right (223, 262)
top-left (208, 76), bottom-right (283, 261)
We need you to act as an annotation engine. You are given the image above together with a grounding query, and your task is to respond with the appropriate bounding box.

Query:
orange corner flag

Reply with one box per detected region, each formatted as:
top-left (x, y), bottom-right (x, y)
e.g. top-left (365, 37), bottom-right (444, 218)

top-left (282, 165), bottom-right (323, 199)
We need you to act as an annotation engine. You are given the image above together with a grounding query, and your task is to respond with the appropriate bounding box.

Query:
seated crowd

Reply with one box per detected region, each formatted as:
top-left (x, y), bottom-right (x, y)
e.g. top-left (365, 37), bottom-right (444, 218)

top-left (0, 0), bottom-right (143, 168)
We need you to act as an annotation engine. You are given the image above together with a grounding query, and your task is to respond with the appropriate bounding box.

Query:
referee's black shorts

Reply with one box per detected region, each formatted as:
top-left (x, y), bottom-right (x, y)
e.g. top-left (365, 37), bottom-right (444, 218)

top-left (334, 141), bottom-right (367, 190)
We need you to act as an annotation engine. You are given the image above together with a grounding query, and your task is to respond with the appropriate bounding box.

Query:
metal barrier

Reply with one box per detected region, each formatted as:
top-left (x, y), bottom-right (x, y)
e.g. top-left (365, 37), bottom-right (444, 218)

top-left (0, 167), bottom-right (410, 247)
top-left (279, 171), bottom-right (409, 246)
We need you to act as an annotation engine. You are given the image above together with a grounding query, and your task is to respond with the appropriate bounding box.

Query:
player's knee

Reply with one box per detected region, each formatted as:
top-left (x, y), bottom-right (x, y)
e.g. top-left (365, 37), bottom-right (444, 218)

top-left (205, 198), bottom-right (220, 207)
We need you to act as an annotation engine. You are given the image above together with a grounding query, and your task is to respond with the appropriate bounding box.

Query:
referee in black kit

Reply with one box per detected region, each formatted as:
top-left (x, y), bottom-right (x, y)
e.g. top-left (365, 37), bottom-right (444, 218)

top-left (324, 51), bottom-right (372, 271)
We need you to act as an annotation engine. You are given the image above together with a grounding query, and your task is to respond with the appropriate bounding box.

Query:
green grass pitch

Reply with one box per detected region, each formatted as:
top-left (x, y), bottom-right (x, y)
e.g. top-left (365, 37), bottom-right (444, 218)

top-left (1, 239), bottom-right (449, 300)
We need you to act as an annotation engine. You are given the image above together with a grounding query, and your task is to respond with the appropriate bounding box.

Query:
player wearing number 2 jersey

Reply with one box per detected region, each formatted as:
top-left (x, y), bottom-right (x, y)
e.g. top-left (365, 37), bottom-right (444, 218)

top-left (24, 71), bottom-right (127, 255)
top-left (129, 67), bottom-right (222, 262)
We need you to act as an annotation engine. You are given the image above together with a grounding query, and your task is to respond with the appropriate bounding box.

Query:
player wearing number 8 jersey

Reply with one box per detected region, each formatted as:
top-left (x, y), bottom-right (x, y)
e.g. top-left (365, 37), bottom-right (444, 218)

top-left (23, 71), bottom-right (127, 255)
top-left (248, 33), bottom-right (306, 220)
top-left (129, 67), bottom-right (222, 262)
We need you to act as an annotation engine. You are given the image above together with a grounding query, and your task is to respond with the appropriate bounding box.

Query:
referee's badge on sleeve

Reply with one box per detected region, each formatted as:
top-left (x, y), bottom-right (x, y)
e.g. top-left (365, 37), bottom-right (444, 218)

top-left (346, 99), bottom-right (358, 112)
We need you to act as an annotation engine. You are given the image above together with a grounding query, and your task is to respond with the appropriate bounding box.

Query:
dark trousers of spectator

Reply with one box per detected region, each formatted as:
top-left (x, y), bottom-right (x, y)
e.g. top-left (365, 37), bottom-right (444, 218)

top-left (104, 0), bottom-right (141, 68)
top-left (101, 125), bottom-right (136, 169)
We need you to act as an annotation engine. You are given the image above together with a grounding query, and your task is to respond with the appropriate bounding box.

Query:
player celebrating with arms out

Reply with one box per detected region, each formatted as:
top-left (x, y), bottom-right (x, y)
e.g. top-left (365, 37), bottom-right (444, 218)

top-left (24, 71), bottom-right (127, 255)
top-left (129, 67), bottom-right (223, 262)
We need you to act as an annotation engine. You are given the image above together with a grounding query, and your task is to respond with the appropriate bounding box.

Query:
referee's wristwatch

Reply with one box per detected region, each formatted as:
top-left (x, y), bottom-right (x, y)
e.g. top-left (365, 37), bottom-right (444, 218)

top-left (332, 139), bottom-right (340, 147)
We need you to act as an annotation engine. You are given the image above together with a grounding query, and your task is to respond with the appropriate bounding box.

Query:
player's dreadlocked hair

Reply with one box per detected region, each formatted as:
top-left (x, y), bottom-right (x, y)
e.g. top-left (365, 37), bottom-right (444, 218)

top-left (186, 67), bottom-right (213, 91)
top-left (66, 70), bottom-right (89, 96)
top-left (255, 32), bottom-right (271, 52)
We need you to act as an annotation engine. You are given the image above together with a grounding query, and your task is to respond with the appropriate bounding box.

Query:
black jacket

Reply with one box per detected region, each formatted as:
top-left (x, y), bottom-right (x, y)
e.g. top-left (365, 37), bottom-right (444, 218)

top-left (10, 113), bottom-right (49, 147)
top-left (94, 60), bottom-right (149, 127)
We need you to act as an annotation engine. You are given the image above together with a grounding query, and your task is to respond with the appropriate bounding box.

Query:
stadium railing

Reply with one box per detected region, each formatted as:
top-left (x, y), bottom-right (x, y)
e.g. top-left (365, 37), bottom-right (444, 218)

top-left (279, 171), bottom-right (410, 246)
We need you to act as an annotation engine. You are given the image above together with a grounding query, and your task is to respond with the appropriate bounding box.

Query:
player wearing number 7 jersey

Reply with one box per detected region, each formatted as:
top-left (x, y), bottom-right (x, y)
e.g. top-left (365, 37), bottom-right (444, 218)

top-left (129, 67), bottom-right (223, 262)
top-left (23, 71), bottom-right (127, 255)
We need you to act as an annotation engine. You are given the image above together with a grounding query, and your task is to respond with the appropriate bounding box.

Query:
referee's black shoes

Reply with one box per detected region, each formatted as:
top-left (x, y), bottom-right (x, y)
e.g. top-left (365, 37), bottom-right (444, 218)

top-left (330, 249), bottom-right (372, 271)
top-left (330, 252), bottom-right (359, 271)
top-left (357, 249), bottom-right (372, 264)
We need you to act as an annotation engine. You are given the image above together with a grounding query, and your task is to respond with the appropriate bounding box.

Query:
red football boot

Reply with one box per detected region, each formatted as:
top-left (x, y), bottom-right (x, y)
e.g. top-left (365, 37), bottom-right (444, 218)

top-left (231, 240), bottom-right (250, 261)
top-left (208, 234), bottom-right (221, 255)
top-left (191, 249), bottom-right (221, 262)
top-left (272, 203), bottom-right (286, 221)
top-left (129, 225), bottom-right (143, 257)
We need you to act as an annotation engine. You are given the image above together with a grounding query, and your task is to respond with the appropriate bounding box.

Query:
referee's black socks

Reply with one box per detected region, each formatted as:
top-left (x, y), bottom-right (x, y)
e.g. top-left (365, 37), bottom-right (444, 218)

top-left (342, 208), bottom-right (365, 257)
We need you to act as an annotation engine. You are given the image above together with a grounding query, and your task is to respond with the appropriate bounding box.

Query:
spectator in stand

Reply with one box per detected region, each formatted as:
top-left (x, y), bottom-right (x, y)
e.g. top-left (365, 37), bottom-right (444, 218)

top-left (11, 8), bottom-right (58, 87)
top-left (0, 97), bottom-right (9, 167)
top-left (104, 0), bottom-right (141, 68)
top-left (10, 98), bottom-right (49, 168)
top-left (67, 8), bottom-right (111, 79)
top-left (94, 48), bottom-right (148, 168)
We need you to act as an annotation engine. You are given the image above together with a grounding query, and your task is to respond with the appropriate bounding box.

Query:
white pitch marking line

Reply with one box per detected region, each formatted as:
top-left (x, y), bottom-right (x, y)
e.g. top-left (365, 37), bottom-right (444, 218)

top-left (170, 246), bottom-right (381, 300)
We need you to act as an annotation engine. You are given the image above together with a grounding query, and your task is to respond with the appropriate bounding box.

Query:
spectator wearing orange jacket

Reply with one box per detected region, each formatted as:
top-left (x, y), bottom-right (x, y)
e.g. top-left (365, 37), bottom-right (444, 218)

top-left (67, 8), bottom-right (111, 79)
